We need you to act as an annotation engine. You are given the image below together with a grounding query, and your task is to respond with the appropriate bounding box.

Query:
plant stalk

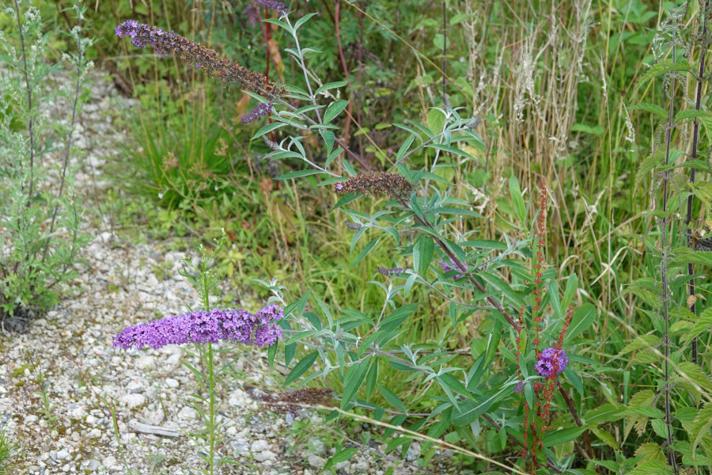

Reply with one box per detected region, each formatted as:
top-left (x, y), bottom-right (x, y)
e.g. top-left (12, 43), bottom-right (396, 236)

top-left (201, 264), bottom-right (216, 475)
top-left (687, 0), bottom-right (709, 364)
top-left (660, 42), bottom-right (679, 475)
top-left (403, 204), bottom-right (518, 330)
top-left (206, 342), bottom-right (216, 475)
top-left (12, 0), bottom-right (36, 202)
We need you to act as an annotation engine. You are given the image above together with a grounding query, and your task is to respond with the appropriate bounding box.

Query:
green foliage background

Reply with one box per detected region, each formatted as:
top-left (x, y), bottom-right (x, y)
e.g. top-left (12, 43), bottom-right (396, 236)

top-left (3, 0), bottom-right (712, 473)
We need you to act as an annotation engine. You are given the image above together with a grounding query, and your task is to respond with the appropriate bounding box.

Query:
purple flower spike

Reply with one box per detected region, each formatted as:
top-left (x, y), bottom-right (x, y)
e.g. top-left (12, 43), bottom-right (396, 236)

top-left (255, 0), bottom-right (288, 14)
top-left (113, 307), bottom-right (284, 350)
top-left (256, 304), bottom-right (285, 324)
top-left (114, 20), bottom-right (282, 98)
top-left (115, 19), bottom-right (139, 38)
top-left (535, 347), bottom-right (569, 378)
top-left (439, 259), bottom-right (466, 280)
top-left (241, 102), bottom-right (273, 124)
top-left (255, 324), bottom-right (282, 347)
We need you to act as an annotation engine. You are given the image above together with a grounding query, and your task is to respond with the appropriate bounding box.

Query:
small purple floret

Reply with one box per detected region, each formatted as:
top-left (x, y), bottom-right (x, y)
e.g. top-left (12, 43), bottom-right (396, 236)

top-left (535, 347), bottom-right (569, 378)
top-left (115, 19), bottom-right (139, 38)
top-left (255, 324), bottom-right (282, 346)
top-left (113, 305), bottom-right (284, 350)
top-left (241, 102), bottom-right (273, 124)
top-left (255, 0), bottom-right (288, 14)
top-left (439, 259), bottom-right (466, 280)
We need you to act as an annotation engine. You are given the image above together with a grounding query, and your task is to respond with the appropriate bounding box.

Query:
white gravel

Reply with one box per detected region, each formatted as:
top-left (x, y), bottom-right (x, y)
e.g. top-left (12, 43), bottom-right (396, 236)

top-left (0, 72), bottom-right (454, 474)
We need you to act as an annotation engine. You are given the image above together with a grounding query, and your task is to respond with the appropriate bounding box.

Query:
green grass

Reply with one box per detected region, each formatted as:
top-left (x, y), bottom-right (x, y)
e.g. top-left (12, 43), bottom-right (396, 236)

top-left (0, 431), bottom-right (13, 475)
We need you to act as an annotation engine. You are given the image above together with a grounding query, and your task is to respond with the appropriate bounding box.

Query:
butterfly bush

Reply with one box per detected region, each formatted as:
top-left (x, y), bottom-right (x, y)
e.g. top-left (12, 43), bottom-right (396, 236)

top-left (113, 305), bottom-right (284, 350)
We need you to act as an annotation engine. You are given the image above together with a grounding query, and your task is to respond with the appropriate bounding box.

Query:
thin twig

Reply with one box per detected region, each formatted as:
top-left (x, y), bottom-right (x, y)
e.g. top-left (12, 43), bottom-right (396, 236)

top-left (334, 0), bottom-right (355, 145)
top-left (44, 45), bottom-right (84, 263)
top-left (441, 0), bottom-right (447, 104)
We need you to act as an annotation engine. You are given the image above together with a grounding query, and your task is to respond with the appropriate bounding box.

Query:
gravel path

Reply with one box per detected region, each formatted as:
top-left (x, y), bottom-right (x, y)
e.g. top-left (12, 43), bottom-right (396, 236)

top-left (0, 73), bottom-right (438, 474)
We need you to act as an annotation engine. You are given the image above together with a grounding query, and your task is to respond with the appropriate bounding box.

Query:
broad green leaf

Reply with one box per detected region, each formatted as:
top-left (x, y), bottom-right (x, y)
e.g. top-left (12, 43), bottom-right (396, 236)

top-left (690, 182), bottom-right (712, 206)
top-left (544, 426), bottom-right (585, 447)
top-left (414, 235), bottom-right (434, 275)
top-left (572, 123), bottom-right (604, 136)
top-left (672, 247), bottom-right (712, 267)
top-left (324, 448), bottom-right (358, 470)
top-left (427, 143), bottom-right (475, 160)
top-left (315, 80), bottom-right (348, 96)
top-left (630, 102), bottom-right (667, 120)
top-left (341, 360), bottom-right (369, 408)
top-left (479, 271), bottom-right (525, 308)
top-left (380, 304), bottom-right (417, 333)
top-left (679, 306), bottom-right (712, 346)
top-left (293, 12), bottom-right (318, 31)
top-left (628, 443), bottom-right (671, 475)
top-left (619, 334), bottom-right (659, 356)
top-left (365, 359), bottom-right (378, 398)
top-left (427, 108), bottom-right (446, 134)
top-left (508, 175), bottom-right (527, 224)
top-left (252, 121), bottom-right (287, 140)
top-left (378, 385), bottom-right (407, 413)
top-left (323, 100), bottom-right (349, 124)
top-left (396, 135), bottom-right (416, 162)
top-left (639, 59), bottom-right (691, 85)
top-left (285, 351), bottom-right (318, 385)
top-left (451, 382), bottom-right (517, 426)
top-left (592, 427), bottom-right (619, 450)
top-left (674, 361), bottom-right (712, 395)
top-left (651, 419), bottom-right (668, 439)
top-left (352, 238), bottom-right (380, 266)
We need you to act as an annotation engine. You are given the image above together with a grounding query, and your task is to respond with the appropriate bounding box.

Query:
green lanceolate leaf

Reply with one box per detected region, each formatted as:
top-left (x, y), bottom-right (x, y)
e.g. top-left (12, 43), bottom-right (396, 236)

top-left (323, 100), bottom-right (349, 124)
top-left (341, 360), bottom-right (370, 408)
top-left (285, 351), bottom-right (319, 385)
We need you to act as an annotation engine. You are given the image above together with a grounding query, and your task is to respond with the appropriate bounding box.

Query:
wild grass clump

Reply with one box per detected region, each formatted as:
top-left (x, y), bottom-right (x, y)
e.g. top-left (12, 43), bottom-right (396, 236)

top-left (0, 430), bottom-right (12, 475)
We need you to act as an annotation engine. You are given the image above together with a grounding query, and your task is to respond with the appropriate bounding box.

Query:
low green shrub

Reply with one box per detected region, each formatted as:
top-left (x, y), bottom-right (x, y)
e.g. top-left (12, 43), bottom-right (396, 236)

top-left (0, 1), bottom-right (90, 329)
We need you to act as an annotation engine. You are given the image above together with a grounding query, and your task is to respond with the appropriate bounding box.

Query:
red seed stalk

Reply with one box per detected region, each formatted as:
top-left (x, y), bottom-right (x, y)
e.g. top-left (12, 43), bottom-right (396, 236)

top-left (531, 178), bottom-right (548, 353)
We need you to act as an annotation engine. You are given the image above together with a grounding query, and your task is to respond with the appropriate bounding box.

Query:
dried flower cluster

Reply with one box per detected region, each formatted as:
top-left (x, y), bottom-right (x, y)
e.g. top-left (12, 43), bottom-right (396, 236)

top-left (693, 234), bottom-right (712, 251)
top-left (113, 305), bottom-right (284, 350)
top-left (335, 173), bottom-right (412, 201)
top-left (115, 20), bottom-right (282, 98)
top-left (249, 387), bottom-right (334, 413)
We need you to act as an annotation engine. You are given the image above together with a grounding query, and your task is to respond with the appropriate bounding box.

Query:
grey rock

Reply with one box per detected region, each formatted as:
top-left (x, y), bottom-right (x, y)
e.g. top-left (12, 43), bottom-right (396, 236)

top-left (120, 393), bottom-right (147, 410)
top-left (308, 455), bottom-right (325, 469)
top-left (177, 406), bottom-right (197, 421)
